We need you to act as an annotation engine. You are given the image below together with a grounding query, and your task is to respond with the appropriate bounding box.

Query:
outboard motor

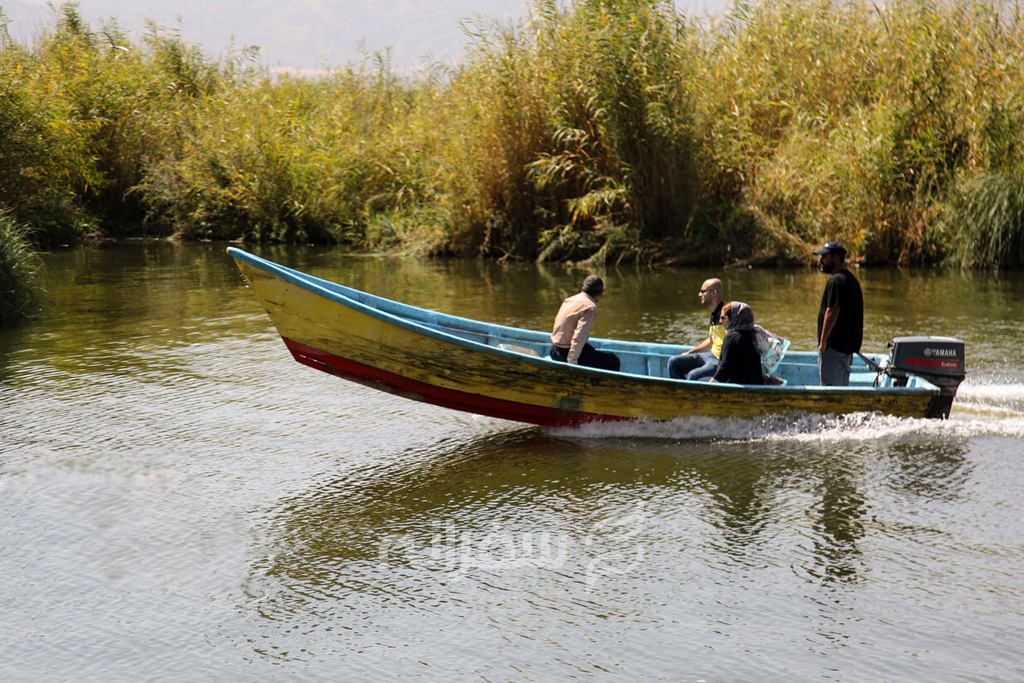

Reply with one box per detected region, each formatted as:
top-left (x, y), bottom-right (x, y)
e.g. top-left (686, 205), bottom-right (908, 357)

top-left (886, 336), bottom-right (966, 419)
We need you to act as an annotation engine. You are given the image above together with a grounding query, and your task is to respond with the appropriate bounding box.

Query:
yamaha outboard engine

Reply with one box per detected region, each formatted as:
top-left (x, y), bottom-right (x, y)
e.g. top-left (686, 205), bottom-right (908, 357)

top-left (886, 336), bottom-right (966, 419)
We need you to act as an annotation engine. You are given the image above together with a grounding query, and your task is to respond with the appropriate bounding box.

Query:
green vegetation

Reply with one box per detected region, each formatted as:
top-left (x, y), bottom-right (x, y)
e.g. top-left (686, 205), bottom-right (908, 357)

top-left (3, 0), bottom-right (1024, 269)
top-left (0, 212), bottom-right (40, 322)
top-left (945, 171), bottom-right (1024, 269)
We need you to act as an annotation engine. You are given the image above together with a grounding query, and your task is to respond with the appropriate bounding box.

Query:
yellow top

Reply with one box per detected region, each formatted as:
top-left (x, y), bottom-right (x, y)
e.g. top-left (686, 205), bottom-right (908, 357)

top-left (710, 320), bottom-right (727, 359)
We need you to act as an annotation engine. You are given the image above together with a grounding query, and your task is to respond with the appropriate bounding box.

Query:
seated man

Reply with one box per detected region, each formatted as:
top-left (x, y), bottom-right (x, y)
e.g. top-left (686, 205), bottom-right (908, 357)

top-left (668, 277), bottom-right (726, 381)
top-left (549, 275), bottom-right (620, 371)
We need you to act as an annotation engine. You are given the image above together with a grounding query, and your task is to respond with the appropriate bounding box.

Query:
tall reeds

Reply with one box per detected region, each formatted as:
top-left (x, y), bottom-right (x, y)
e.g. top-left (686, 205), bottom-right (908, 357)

top-left (698, 0), bottom-right (1024, 266)
top-left (3, 0), bottom-right (1024, 268)
top-left (946, 171), bottom-right (1024, 269)
top-left (1, 6), bottom-right (96, 244)
top-left (445, 0), bottom-right (708, 261)
top-left (0, 212), bottom-right (40, 323)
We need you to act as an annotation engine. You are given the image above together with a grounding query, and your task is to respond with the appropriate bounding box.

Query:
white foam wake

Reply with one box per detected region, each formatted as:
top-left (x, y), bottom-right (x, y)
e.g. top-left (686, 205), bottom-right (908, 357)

top-left (549, 399), bottom-right (1024, 442)
top-left (955, 379), bottom-right (1024, 414)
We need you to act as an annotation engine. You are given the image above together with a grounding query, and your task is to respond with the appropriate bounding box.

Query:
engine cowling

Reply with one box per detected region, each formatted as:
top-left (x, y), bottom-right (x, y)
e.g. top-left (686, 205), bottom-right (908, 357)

top-left (886, 336), bottom-right (966, 418)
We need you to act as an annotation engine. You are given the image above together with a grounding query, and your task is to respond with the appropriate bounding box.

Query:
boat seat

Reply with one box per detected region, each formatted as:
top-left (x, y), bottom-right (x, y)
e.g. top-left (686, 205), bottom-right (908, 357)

top-left (497, 343), bottom-right (540, 357)
top-left (646, 356), bottom-right (666, 378)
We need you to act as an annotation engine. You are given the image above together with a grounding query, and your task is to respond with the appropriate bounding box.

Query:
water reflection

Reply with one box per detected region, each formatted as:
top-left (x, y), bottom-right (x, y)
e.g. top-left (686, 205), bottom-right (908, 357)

top-left (24, 242), bottom-right (1024, 369)
top-left (885, 441), bottom-right (974, 498)
top-left (250, 423), bottom-right (971, 619)
top-left (1, 242), bottom-right (273, 390)
top-left (808, 468), bottom-right (867, 582)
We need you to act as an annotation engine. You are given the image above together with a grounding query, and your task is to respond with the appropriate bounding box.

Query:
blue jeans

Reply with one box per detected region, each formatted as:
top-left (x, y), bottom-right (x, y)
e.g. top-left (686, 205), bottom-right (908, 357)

top-left (818, 348), bottom-right (852, 386)
top-left (668, 351), bottom-right (718, 381)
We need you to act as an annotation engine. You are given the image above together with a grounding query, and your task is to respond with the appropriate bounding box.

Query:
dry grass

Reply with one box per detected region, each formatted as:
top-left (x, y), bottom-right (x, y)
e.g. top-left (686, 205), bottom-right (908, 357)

top-left (3, 0), bottom-right (1024, 268)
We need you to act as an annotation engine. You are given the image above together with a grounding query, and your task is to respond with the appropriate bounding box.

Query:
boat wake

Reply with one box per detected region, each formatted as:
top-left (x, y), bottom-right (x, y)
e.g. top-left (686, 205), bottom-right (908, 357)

top-left (549, 379), bottom-right (1024, 443)
top-left (955, 378), bottom-right (1024, 414)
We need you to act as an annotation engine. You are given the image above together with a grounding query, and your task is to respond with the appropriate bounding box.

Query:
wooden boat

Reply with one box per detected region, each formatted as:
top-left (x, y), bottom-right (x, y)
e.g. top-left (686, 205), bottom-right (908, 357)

top-left (228, 248), bottom-right (966, 426)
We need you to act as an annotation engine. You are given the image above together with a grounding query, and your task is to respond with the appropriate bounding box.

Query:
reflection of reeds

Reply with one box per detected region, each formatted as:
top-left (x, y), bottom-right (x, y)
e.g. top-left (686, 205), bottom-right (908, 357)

top-left (4, 1), bottom-right (1024, 267)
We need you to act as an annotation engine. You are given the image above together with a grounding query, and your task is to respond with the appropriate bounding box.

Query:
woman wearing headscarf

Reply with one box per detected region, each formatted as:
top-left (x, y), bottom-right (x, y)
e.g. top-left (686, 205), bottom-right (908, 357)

top-left (710, 302), bottom-right (766, 385)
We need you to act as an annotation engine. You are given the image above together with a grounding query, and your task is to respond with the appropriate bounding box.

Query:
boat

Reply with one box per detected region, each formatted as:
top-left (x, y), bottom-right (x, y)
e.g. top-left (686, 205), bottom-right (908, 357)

top-left (228, 247), bottom-right (966, 426)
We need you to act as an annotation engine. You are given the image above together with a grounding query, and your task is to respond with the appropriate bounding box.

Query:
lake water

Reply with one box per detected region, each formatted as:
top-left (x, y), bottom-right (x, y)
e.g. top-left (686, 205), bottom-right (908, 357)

top-left (2, 241), bottom-right (1023, 682)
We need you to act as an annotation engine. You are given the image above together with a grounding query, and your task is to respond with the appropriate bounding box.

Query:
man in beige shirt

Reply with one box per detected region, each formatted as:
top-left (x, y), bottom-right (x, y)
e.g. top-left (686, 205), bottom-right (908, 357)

top-left (549, 275), bottom-right (621, 371)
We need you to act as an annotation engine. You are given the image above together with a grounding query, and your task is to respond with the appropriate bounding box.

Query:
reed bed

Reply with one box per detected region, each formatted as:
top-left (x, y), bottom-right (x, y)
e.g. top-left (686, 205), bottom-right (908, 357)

top-left (0, 212), bottom-right (40, 323)
top-left (3, 0), bottom-right (1024, 268)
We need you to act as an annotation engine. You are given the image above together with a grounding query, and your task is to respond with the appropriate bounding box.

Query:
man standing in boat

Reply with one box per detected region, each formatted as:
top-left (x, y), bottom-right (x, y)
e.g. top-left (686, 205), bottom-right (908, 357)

top-left (667, 278), bottom-right (726, 381)
top-left (549, 275), bottom-right (621, 371)
top-left (814, 241), bottom-right (864, 386)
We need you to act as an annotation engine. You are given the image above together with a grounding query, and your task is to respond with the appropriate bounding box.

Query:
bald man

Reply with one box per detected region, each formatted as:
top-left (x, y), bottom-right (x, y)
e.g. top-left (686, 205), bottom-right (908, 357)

top-left (668, 278), bottom-right (726, 381)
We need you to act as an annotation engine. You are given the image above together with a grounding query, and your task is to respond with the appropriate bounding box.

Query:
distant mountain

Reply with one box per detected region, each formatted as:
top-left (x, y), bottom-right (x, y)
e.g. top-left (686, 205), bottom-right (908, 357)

top-left (2, 0), bottom-right (725, 73)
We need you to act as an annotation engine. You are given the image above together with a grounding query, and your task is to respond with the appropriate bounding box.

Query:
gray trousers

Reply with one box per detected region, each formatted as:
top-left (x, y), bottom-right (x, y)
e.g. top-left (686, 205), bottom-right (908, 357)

top-left (818, 348), bottom-right (853, 386)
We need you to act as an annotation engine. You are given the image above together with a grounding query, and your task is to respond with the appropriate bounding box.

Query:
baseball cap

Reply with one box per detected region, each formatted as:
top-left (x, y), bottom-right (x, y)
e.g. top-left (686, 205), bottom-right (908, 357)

top-left (812, 241), bottom-right (847, 256)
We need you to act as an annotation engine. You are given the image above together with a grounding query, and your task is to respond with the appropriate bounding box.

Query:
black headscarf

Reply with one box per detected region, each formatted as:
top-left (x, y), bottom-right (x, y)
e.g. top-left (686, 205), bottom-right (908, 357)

top-left (728, 301), bottom-right (755, 331)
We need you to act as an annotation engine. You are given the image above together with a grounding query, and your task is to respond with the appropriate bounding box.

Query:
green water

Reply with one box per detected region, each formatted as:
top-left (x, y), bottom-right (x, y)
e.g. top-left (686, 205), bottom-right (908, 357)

top-left (1, 241), bottom-right (1022, 681)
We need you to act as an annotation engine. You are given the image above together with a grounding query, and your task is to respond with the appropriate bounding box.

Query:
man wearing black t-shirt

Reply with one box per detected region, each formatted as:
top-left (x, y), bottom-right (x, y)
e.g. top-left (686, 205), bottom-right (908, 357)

top-left (813, 241), bottom-right (863, 386)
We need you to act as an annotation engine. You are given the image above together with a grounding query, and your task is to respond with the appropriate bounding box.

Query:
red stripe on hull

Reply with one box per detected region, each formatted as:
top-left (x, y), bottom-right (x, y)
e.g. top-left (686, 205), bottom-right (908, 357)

top-left (281, 338), bottom-right (623, 427)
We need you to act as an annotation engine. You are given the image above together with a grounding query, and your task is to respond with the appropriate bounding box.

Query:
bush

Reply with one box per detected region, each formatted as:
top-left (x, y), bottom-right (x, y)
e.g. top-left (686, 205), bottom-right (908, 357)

top-left (946, 170), bottom-right (1024, 269)
top-left (0, 20), bottom-right (96, 244)
top-left (0, 211), bottom-right (42, 323)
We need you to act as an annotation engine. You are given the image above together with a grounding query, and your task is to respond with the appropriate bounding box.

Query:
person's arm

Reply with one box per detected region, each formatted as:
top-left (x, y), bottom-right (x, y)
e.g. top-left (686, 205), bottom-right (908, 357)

top-left (686, 336), bottom-right (713, 354)
top-left (567, 307), bottom-right (597, 364)
top-left (819, 307), bottom-right (839, 353)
